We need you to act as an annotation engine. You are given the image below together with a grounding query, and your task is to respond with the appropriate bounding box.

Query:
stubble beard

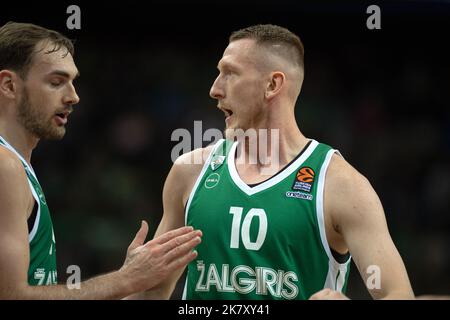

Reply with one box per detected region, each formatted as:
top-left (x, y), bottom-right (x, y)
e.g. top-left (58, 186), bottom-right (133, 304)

top-left (17, 88), bottom-right (66, 140)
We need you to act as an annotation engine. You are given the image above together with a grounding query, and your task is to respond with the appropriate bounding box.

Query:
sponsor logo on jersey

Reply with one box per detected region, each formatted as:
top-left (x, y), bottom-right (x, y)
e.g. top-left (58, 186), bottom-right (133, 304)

top-left (205, 173), bottom-right (220, 189)
top-left (286, 191), bottom-right (313, 201)
top-left (292, 167), bottom-right (315, 193)
top-left (194, 261), bottom-right (299, 299)
top-left (210, 155), bottom-right (225, 171)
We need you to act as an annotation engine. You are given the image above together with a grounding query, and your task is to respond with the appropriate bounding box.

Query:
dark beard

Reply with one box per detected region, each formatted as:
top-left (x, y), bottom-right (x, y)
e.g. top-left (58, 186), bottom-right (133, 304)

top-left (17, 88), bottom-right (66, 140)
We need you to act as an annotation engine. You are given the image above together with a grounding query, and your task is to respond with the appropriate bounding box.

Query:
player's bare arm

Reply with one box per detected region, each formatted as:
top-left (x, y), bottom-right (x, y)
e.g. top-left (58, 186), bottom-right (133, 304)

top-left (130, 145), bottom-right (214, 299)
top-left (310, 154), bottom-right (414, 300)
top-left (0, 149), bottom-right (202, 299)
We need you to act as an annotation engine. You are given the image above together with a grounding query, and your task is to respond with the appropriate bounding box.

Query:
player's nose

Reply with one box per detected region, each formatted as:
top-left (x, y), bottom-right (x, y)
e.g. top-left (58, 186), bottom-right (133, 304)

top-left (63, 83), bottom-right (80, 106)
top-left (209, 76), bottom-right (225, 100)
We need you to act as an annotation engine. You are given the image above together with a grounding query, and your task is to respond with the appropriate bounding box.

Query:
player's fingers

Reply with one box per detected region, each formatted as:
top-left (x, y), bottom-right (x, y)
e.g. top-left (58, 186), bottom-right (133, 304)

top-left (159, 230), bottom-right (202, 254)
top-left (148, 226), bottom-right (195, 246)
top-left (128, 220), bottom-right (149, 251)
top-left (166, 249), bottom-right (199, 272)
top-left (164, 234), bottom-right (202, 262)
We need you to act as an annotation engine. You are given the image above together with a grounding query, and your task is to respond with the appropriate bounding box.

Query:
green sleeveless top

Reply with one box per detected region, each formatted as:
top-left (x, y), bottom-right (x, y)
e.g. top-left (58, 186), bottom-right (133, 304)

top-left (0, 136), bottom-right (57, 286)
top-left (183, 139), bottom-right (351, 300)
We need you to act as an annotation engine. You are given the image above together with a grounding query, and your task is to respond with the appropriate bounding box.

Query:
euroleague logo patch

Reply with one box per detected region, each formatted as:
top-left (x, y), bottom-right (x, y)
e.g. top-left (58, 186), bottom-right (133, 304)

top-left (292, 167), bottom-right (315, 193)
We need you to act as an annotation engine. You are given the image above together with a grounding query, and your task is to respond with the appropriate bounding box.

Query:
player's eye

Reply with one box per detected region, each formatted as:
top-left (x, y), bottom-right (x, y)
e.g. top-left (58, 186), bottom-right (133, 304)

top-left (50, 79), bottom-right (63, 87)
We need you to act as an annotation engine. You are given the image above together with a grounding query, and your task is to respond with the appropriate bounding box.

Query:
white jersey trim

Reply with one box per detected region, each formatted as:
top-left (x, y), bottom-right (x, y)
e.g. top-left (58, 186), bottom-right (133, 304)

top-left (227, 139), bottom-right (319, 196)
top-left (316, 148), bottom-right (351, 291)
top-left (27, 180), bottom-right (42, 242)
top-left (183, 139), bottom-right (225, 300)
top-left (0, 135), bottom-right (41, 242)
top-left (184, 139), bottom-right (225, 225)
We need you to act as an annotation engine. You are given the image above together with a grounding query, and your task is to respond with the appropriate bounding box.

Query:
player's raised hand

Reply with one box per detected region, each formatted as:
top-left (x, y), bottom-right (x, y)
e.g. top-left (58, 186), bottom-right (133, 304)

top-left (127, 220), bottom-right (150, 251)
top-left (120, 221), bottom-right (202, 292)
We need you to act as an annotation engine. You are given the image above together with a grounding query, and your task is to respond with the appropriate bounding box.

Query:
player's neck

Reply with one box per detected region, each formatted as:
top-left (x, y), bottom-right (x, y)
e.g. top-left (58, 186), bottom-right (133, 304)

top-left (0, 119), bottom-right (39, 163)
top-left (235, 116), bottom-right (307, 175)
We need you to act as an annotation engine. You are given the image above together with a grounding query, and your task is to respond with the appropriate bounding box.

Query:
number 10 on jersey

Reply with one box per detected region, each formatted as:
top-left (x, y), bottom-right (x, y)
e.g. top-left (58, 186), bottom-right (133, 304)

top-left (229, 207), bottom-right (268, 251)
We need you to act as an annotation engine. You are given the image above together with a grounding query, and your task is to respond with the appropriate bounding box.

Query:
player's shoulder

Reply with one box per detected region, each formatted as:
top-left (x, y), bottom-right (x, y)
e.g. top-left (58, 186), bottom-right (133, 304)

top-left (0, 146), bottom-right (30, 208)
top-left (164, 143), bottom-right (218, 200)
top-left (326, 152), bottom-right (373, 196)
top-left (0, 146), bottom-right (25, 177)
top-left (172, 138), bottom-right (226, 172)
top-left (173, 144), bottom-right (216, 167)
top-left (325, 151), bottom-right (386, 226)
top-left (169, 142), bottom-right (219, 184)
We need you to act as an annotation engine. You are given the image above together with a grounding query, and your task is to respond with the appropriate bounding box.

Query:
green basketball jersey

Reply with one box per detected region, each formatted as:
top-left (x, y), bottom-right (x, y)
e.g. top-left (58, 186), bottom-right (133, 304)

top-left (183, 139), bottom-right (351, 300)
top-left (0, 136), bottom-right (57, 286)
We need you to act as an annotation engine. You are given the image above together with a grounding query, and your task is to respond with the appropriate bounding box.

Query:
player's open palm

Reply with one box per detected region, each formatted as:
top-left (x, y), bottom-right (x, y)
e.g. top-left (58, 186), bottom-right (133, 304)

top-left (120, 221), bottom-right (201, 292)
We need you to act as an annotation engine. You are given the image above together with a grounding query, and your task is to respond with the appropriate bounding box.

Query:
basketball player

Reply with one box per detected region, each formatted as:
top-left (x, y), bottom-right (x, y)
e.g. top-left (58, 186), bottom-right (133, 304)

top-left (0, 22), bottom-right (202, 299)
top-left (144, 24), bottom-right (414, 300)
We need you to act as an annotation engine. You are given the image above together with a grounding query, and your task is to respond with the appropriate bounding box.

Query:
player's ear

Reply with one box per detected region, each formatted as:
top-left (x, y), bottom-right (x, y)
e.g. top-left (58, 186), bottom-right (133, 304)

top-left (265, 71), bottom-right (285, 100)
top-left (0, 70), bottom-right (19, 99)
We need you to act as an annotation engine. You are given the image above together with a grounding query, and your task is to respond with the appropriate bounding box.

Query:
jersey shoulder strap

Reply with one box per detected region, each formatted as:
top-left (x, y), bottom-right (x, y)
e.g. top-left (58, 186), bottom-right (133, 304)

top-left (206, 138), bottom-right (234, 172)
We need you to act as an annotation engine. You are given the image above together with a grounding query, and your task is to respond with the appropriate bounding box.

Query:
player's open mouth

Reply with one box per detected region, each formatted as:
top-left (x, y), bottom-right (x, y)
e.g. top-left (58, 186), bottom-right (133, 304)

top-left (223, 109), bottom-right (233, 126)
top-left (223, 108), bottom-right (233, 118)
top-left (54, 112), bottom-right (69, 125)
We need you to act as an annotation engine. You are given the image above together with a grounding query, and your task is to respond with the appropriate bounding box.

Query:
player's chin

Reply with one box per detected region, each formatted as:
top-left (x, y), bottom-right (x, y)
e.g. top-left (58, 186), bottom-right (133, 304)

top-left (43, 127), bottom-right (67, 140)
top-left (53, 129), bottom-right (66, 140)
